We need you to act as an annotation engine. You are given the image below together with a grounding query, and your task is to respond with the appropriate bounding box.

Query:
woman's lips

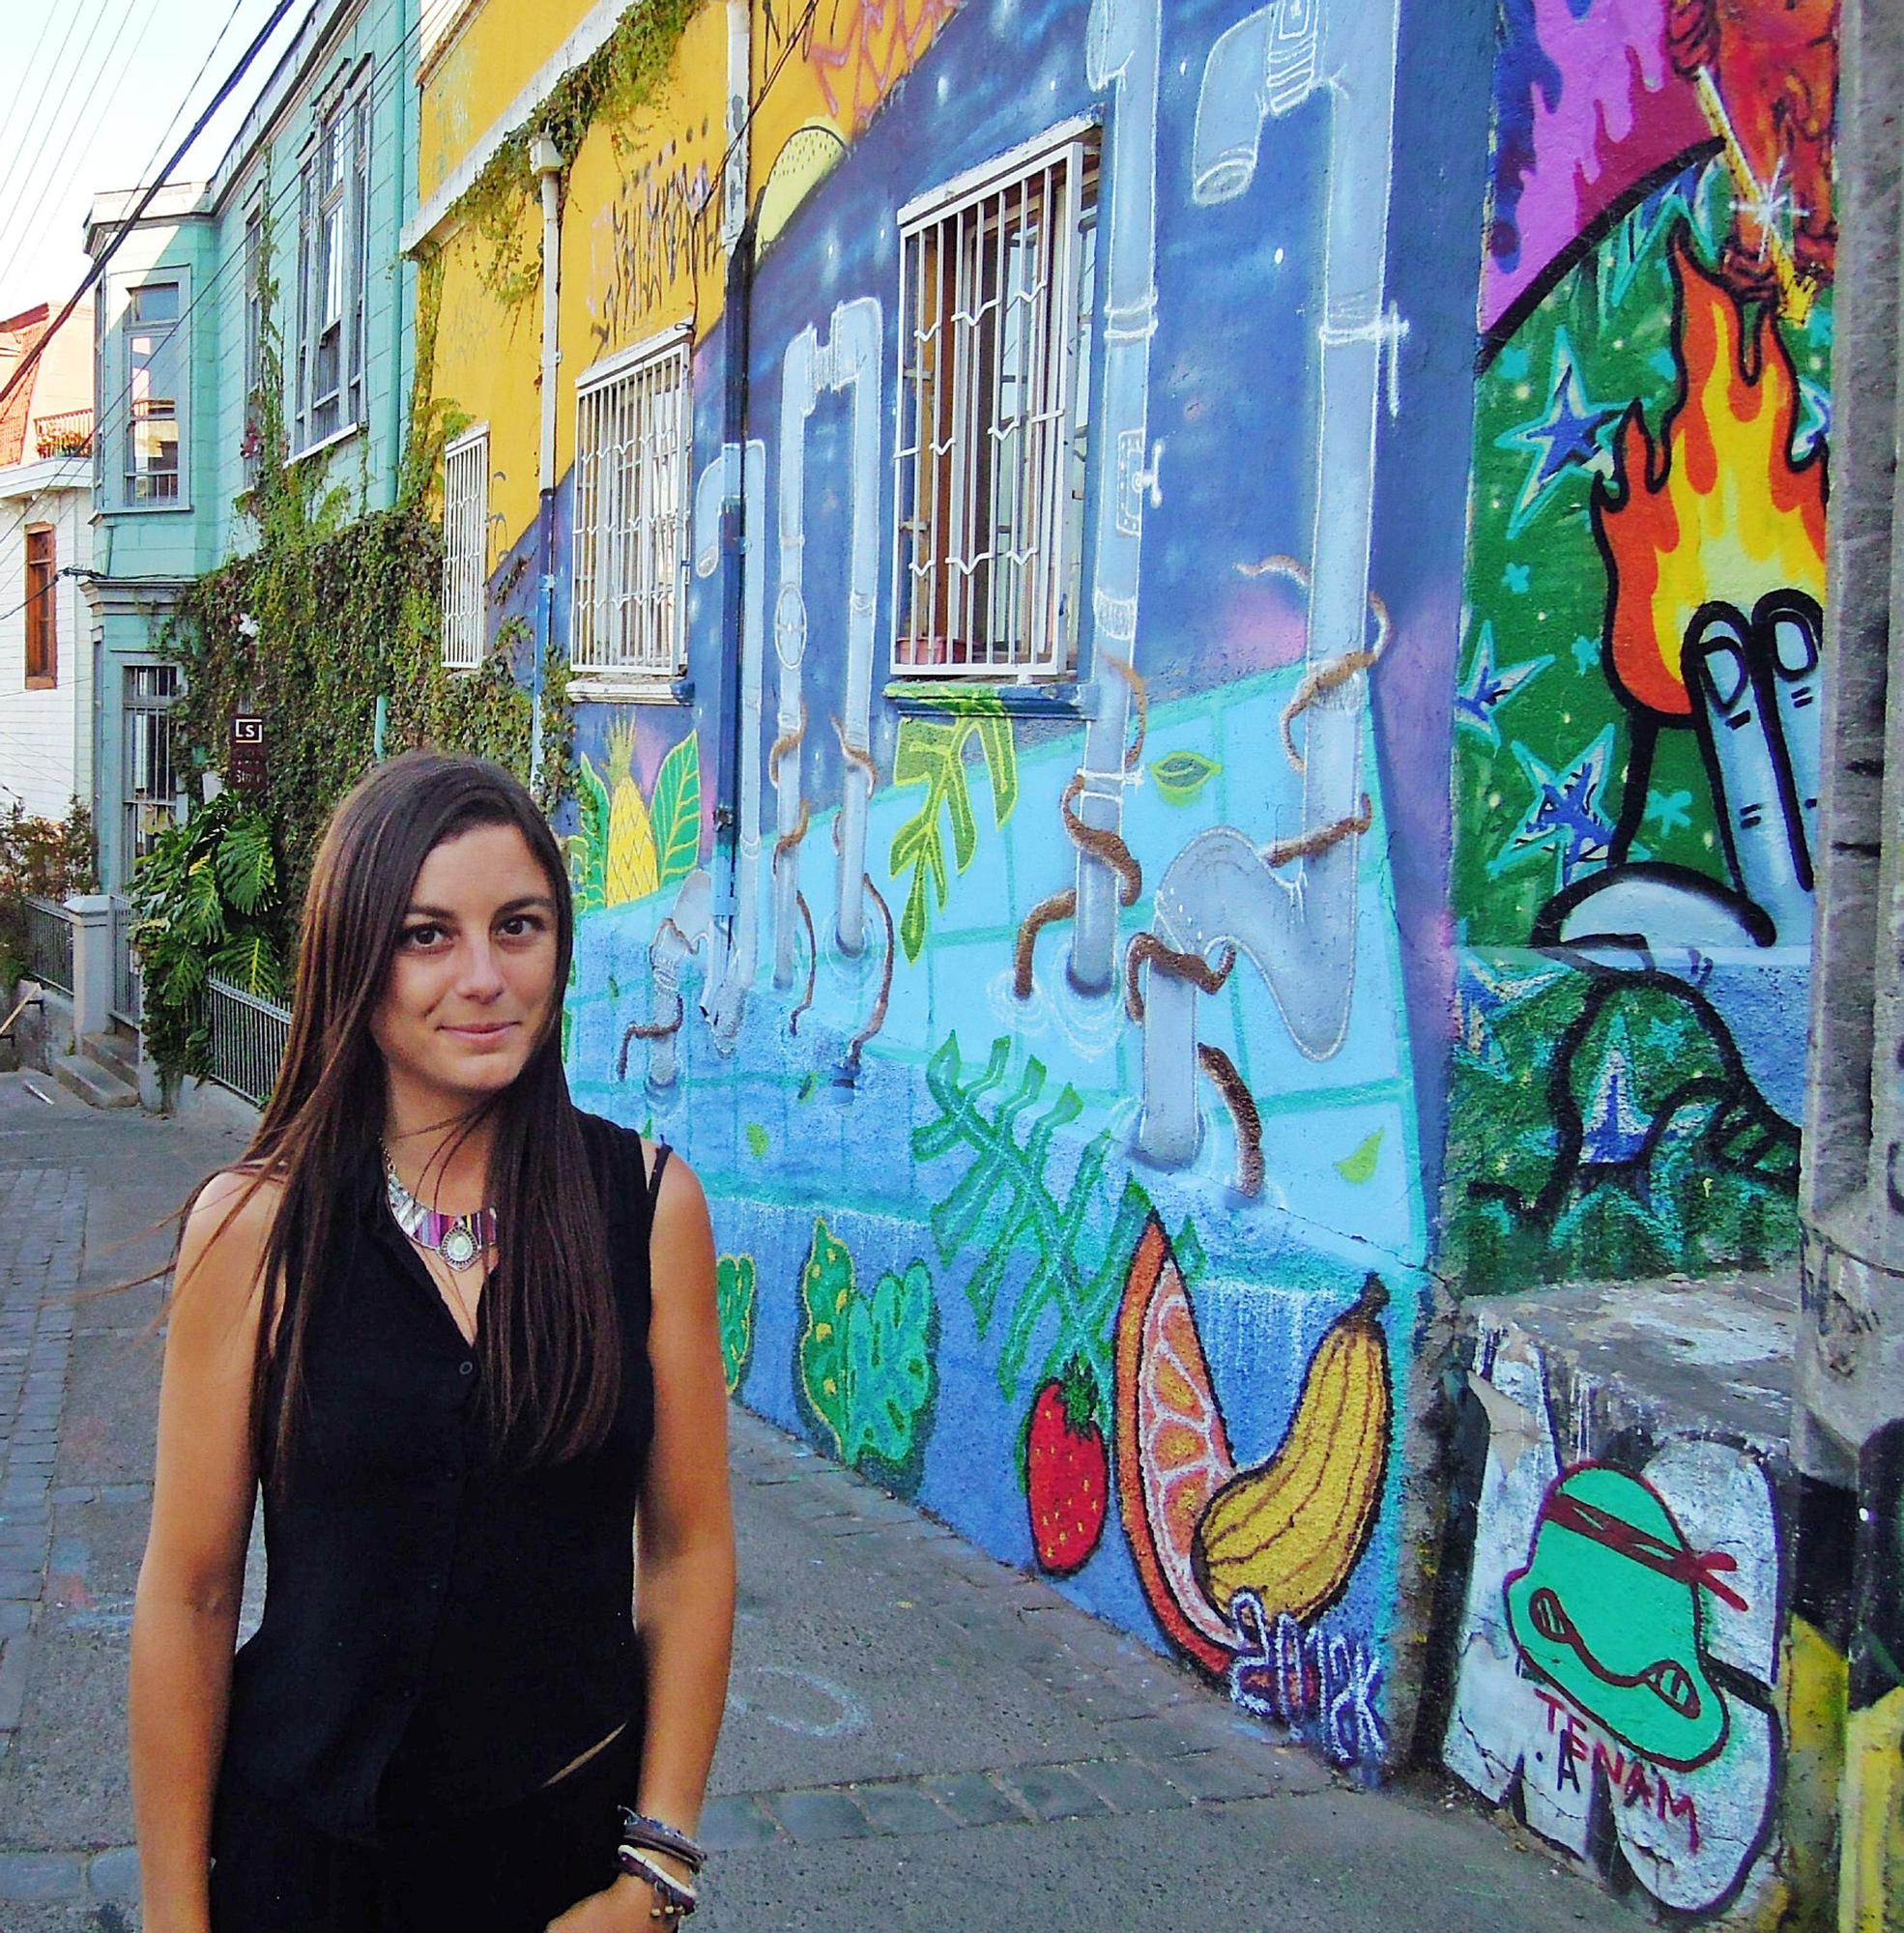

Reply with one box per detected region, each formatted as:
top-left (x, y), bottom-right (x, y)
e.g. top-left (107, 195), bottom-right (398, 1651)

top-left (442, 1022), bottom-right (515, 1041)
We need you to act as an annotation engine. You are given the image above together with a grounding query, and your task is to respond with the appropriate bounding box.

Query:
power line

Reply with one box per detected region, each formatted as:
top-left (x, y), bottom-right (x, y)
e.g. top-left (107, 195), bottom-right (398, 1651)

top-left (0, 5), bottom-right (99, 240)
top-left (0, 0), bottom-right (305, 418)
top-left (0, 0), bottom-right (138, 290)
top-left (0, 0), bottom-right (168, 304)
top-left (0, 3), bottom-right (434, 563)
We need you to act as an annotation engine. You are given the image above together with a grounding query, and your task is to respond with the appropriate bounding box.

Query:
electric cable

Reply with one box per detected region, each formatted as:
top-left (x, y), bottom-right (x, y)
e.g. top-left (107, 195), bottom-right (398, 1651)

top-left (0, 0), bottom-right (143, 294)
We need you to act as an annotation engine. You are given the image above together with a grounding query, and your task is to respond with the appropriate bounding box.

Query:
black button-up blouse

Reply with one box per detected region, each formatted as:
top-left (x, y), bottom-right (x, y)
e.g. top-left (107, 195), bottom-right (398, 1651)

top-left (216, 1111), bottom-right (660, 1846)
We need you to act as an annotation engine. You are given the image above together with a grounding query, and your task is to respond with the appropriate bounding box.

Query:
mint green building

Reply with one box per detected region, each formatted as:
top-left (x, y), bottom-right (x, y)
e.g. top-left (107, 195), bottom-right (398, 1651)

top-left (82, 0), bottom-right (418, 910)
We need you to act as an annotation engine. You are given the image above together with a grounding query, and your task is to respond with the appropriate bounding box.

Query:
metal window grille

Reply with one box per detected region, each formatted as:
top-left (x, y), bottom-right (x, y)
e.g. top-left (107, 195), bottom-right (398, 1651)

top-left (123, 664), bottom-right (183, 878)
top-left (571, 332), bottom-right (690, 678)
top-left (22, 899), bottom-right (73, 995)
top-left (893, 129), bottom-right (1098, 679)
top-left (207, 977), bottom-right (291, 1109)
top-left (109, 896), bottom-right (142, 1027)
top-left (442, 427), bottom-right (489, 668)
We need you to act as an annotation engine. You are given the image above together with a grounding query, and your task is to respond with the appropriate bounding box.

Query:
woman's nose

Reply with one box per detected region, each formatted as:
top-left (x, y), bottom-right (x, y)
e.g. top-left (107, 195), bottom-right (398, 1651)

top-left (456, 937), bottom-right (506, 997)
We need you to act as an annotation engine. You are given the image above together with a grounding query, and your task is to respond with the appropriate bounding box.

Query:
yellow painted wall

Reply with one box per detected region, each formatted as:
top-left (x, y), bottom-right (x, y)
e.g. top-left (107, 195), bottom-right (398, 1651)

top-left (1843, 1688), bottom-right (1904, 1933)
top-left (419, 0), bottom-right (595, 200)
top-left (420, 0), bottom-right (963, 561)
top-left (560, 0), bottom-right (729, 430)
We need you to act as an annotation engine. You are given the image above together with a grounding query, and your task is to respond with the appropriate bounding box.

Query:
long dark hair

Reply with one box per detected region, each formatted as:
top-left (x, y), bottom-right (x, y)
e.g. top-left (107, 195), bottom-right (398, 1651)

top-left (196, 753), bottom-right (619, 1505)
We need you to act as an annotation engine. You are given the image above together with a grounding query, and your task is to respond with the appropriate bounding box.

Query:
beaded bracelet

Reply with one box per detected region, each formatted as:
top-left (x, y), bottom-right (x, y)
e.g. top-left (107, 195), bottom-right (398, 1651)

top-left (617, 1844), bottom-right (698, 1919)
top-left (617, 1807), bottom-right (707, 1874)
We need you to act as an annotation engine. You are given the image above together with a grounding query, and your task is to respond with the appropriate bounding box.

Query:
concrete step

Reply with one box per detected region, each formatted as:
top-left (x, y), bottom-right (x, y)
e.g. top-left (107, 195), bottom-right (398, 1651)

top-left (80, 1028), bottom-right (140, 1087)
top-left (50, 1053), bottom-right (139, 1111)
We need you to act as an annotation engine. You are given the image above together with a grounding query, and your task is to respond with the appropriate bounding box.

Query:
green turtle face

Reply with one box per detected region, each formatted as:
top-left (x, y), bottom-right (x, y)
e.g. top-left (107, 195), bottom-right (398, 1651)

top-left (1503, 1465), bottom-right (1732, 1771)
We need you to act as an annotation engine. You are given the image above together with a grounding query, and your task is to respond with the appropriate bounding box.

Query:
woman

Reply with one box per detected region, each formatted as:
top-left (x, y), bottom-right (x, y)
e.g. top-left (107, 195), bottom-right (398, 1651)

top-left (128, 753), bottom-right (736, 1933)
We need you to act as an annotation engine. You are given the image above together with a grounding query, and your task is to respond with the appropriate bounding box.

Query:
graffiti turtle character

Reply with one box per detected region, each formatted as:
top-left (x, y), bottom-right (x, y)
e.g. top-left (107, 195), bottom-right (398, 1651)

top-left (1503, 1463), bottom-right (1748, 1772)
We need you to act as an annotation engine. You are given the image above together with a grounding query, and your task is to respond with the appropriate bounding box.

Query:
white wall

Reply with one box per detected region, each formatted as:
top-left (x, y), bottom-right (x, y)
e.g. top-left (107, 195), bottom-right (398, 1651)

top-left (0, 463), bottom-right (95, 823)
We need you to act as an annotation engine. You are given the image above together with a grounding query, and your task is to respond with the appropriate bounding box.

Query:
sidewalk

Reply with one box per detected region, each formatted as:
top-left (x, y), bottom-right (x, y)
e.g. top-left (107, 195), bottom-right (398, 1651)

top-left (0, 1074), bottom-right (1632, 1931)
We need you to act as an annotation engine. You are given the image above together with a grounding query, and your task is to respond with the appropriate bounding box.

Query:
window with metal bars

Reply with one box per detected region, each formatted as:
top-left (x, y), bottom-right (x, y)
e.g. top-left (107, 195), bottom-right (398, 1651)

top-left (24, 528), bottom-right (55, 687)
top-left (893, 125), bottom-right (1099, 680)
top-left (442, 426), bottom-right (490, 669)
top-left (570, 330), bottom-right (692, 684)
top-left (123, 664), bottom-right (183, 879)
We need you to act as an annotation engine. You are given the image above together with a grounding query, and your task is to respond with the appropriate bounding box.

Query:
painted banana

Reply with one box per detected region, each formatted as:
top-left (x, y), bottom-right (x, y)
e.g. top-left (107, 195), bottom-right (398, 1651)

top-left (1191, 1274), bottom-right (1392, 1628)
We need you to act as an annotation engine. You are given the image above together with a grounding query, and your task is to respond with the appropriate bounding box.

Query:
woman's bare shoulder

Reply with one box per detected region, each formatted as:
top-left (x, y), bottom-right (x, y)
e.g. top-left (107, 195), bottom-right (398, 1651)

top-left (176, 1165), bottom-right (289, 1301)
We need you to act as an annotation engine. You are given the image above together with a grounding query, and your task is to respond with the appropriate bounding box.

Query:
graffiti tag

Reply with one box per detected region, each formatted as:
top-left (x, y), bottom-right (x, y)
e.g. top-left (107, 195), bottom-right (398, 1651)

top-left (1228, 1591), bottom-right (1387, 1769)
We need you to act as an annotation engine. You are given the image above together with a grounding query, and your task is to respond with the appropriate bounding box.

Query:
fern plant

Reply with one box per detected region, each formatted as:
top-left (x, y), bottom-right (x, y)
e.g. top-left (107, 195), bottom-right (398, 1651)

top-left (129, 791), bottom-right (286, 1081)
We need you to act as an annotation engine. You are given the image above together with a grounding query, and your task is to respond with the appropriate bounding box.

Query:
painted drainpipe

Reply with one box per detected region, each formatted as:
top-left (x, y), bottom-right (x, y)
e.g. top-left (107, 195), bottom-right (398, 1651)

top-left (1136, 0), bottom-right (1405, 1168)
top-left (530, 134), bottom-right (563, 793)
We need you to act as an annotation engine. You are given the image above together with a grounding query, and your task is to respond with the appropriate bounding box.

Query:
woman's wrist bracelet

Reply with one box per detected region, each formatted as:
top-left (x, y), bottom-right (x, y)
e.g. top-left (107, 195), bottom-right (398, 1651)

top-left (616, 1808), bottom-right (706, 1874)
top-left (617, 1844), bottom-right (698, 1918)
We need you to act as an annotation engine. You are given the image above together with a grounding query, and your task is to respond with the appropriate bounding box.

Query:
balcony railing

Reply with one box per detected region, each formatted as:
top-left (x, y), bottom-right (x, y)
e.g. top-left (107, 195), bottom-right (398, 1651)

top-left (206, 977), bottom-right (291, 1110)
top-left (34, 409), bottom-right (94, 460)
top-left (22, 898), bottom-right (73, 995)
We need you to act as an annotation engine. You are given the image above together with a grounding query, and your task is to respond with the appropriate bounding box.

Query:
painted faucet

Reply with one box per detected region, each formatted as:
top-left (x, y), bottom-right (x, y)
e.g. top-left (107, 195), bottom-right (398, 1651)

top-left (1135, 0), bottom-right (1405, 1179)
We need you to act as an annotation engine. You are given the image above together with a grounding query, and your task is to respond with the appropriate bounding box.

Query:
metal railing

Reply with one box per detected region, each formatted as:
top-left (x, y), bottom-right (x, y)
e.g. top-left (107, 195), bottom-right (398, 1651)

top-left (33, 408), bottom-right (94, 459)
top-left (206, 977), bottom-right (292, 1109)
top-left (109, 898), bottom-right (143, 1027)
top-left (22, 898), bottom-right (73, 995)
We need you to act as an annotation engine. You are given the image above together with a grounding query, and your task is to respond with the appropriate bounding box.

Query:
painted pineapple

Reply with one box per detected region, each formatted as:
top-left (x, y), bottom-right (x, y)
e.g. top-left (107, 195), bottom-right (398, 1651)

top-left (604, 720), bottom-right (658, 906)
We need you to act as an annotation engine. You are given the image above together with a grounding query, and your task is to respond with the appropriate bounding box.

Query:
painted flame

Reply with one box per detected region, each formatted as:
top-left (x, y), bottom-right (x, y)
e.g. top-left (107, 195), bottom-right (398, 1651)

top-left (1593, 234), bottom-right (1827, 720)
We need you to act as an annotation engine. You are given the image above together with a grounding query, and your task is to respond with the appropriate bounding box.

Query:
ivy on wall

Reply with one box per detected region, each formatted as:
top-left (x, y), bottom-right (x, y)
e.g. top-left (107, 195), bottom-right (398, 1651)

top-left (159, 186), bottom-right (572, 961)
top-left (448, 0), bottom-right (705, 303)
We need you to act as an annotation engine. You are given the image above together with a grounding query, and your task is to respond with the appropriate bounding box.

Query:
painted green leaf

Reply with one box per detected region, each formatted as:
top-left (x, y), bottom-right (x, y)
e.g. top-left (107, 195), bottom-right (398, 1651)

top-left (716, 1255), bottom-right (756, 1395)
top-left (796, 1216), bottom-right (936, 1485)
top-left (650, 732), bottom-right (702, 887)
top-left (571, 751), bottom-right (611, 913)
top-left (745, 1122), bottom-right (768, 1159)
top-left (1336, 1129), bottom-right (1384, 1185)
top-left (1149, 749), bottom-right (1221, 806)
top-left (842, 1258), bottom-right (935, 1469)
top-left (886, 710), bottom-right (1018, 964)
top-left (798, 1218), bottom-right (857, 1459)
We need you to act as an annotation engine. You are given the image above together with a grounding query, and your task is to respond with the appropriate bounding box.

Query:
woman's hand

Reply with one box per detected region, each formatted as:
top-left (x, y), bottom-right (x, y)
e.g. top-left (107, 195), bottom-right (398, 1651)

top-left (544, 1870), bottom-right (679, 1931)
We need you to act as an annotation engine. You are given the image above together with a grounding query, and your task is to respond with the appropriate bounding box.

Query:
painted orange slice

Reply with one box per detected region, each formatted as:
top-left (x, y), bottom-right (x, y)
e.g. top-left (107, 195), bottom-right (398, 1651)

top-left (1114, 1211), bottom-right (1237, 1675)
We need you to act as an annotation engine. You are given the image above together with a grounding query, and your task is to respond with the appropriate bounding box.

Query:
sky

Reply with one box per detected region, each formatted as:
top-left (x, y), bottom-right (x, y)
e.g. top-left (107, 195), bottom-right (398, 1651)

top-left (0, 0), bottom-right (318, 326)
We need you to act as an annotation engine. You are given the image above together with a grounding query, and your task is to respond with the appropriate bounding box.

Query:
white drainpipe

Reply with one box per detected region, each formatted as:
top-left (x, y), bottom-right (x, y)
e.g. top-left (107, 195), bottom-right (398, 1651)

top-left (1137, 0), bottom-right (1406, 1167)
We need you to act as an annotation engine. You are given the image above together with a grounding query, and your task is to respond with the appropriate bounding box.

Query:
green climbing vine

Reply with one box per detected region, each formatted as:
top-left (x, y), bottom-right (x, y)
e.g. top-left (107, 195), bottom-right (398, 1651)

top-left (158, 178), bottom-right (573, 965)
top-left (447, 0), bottom-right (705, 305)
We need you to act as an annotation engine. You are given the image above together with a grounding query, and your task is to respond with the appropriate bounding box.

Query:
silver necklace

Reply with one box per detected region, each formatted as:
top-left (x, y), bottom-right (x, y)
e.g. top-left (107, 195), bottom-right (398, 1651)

top-left (382, 1146), bottom-right (497, 1272)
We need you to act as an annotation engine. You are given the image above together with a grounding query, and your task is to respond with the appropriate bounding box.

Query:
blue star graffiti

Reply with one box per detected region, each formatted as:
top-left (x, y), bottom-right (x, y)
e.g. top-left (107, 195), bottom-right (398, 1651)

top-left (1494, 329), bottom-right (1624, 538)
top-left (1493, 728), bottom-right (1617, 896)
top-left (1456, 623), bottom-right (1552, 747)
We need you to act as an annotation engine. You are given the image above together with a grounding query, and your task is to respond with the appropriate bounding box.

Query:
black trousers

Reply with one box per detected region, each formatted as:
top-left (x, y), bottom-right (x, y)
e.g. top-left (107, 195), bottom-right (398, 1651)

top-left (208, 1722), bottom-right (644, 1933)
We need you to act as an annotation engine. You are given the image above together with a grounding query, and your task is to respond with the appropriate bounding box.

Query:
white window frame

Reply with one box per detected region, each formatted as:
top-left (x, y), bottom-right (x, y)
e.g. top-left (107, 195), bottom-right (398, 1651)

top-left (891, 116), bottom-right (1099, 682)
top-left (293, 74), bottom-right (371, 460)
top-left (111, 270), bottom-right (190, 513)
top-left (442, 424), bottom-right (491, 670)
top-left (568, 322), bottom-right (692, 701)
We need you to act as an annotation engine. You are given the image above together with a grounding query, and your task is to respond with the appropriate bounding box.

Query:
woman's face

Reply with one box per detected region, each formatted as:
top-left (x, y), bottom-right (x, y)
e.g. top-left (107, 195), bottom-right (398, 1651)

top-left (370, 820), bottom-right (562, 1112)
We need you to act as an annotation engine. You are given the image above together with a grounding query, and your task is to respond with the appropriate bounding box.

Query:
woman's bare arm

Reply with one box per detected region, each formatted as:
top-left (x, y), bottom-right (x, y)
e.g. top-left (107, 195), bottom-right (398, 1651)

top-left (631, 1149), bottom-right (736, 1832)
top-left (130, 1171), bottom-right (278, 1933)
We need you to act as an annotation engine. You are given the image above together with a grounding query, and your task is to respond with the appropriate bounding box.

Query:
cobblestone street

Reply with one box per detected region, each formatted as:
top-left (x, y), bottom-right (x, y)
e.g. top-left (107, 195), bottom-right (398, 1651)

top-left (0, 1074), bottom-right (1636, 1931)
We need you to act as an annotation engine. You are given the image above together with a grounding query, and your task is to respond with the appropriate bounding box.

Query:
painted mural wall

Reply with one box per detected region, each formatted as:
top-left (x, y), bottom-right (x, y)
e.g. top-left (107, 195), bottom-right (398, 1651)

top-left (1435, 1314), bottom-right (1850, 1925)
top-left (1443, 0), bottom-right (1837, 1294)
top-left (418, 0), bottom-right (1492, 1779)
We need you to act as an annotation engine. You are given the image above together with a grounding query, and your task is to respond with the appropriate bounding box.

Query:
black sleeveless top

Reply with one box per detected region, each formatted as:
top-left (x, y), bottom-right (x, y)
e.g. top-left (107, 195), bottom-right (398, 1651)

top-left (216, 1111), bottom-right (661, 1847)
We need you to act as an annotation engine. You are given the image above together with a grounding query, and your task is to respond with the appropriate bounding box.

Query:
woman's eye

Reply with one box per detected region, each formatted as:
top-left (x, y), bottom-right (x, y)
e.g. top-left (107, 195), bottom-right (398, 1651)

top-left (401, 924), bottom-right (444, 948)
top-left (501, 914), bottom-right (548, 938)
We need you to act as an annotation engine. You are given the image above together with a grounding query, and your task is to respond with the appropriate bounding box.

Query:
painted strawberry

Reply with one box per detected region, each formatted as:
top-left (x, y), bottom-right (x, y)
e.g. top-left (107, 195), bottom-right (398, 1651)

top-left (1024, 1359), bottom-right (1109, 1576)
